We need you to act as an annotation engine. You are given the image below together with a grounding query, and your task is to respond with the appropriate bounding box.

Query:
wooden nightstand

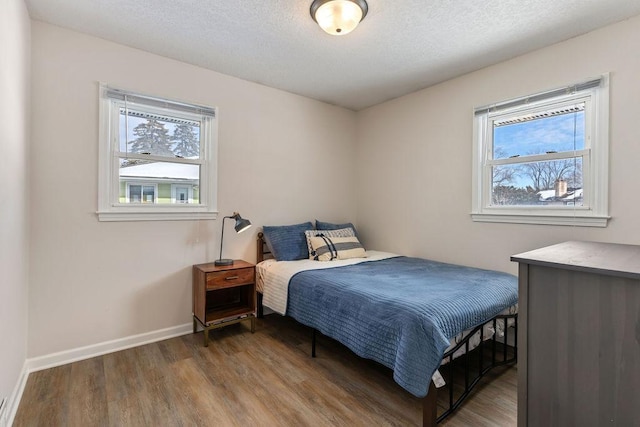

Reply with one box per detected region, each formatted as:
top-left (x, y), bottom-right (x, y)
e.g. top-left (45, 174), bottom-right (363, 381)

top-left (192, 260), bottom-right (256, 346)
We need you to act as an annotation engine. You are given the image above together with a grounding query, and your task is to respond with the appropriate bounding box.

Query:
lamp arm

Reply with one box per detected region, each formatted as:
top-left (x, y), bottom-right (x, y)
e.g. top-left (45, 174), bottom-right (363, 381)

top-left (218, 215), bottom-right (233, 261)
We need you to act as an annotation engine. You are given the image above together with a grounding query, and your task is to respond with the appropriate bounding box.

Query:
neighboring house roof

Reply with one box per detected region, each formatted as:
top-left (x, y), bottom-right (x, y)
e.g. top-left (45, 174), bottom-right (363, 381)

top-left (538, 189), bottom-right (556, 201)
top-left (538, 188), bottom-right (583, 202)
top-left (561, 188), bottom-right (583, 201)
top-left (120, 162), bottom-right (198, 180)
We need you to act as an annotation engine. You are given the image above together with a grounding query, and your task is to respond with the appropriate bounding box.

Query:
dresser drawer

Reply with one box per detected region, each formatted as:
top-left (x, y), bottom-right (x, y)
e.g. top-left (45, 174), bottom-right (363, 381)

top-left (206, 267), bottom-right (254, 290)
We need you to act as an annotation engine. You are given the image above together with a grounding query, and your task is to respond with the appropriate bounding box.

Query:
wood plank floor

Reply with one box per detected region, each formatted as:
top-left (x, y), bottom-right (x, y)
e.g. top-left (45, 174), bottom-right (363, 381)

top-left (14, 315), bottom-right (516, 426)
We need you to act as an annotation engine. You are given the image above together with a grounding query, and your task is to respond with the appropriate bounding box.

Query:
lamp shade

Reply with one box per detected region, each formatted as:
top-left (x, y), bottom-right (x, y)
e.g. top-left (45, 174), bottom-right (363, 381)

top-left (310, 0), bottom-right (368, 36)
top-left (234, 214), bottom-right (252, 233)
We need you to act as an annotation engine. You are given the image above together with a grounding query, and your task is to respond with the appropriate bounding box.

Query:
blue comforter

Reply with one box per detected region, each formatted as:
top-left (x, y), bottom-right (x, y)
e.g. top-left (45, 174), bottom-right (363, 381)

top-left (285, 256), bottom-right (518, 397)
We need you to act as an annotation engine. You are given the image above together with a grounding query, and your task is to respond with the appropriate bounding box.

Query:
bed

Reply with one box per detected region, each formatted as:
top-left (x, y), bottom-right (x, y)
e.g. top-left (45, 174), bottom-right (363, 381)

top-left (255, 224), bottom-right (518, 426)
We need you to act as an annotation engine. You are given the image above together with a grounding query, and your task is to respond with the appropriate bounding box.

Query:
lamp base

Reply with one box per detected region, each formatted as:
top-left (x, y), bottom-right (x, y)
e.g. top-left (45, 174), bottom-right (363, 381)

top-left (214, 258), bottom-right (234, 266)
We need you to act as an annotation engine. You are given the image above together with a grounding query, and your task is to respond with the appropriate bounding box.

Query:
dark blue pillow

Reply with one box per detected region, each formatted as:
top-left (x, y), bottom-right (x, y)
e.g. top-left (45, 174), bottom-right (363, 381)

top-left (263, 221), bottom-right (314, 261)
top-left (315, 220), bottom-right (358, 237)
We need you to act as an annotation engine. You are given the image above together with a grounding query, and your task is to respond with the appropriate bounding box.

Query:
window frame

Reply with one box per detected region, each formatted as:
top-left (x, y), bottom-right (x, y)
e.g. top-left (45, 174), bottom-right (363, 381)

top-left (97, 84), bottom-right (218, 221)
top-left (471, 75), bottom-right (610, 227)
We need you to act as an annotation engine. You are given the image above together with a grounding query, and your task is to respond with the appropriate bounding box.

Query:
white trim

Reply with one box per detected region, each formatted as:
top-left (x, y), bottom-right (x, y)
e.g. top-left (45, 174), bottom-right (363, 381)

top-left (117, 152), bottom-right (202, 165)
top-left (471, 213), bottom-right (609, 227)
top-left (590, 74), bottom-right (610, 220)
top-left (98, 84), bottom-right (112, 214)
top-left (489, 149), bottom-right (589, 166)
top-left (202, 115), bottom-right (218, 210)
top-left (4, 362), bottom-right (28, 427)
top-left (5, 323), bottom-right (193, 425)
top-left (98, 210), bottom-right (217, 221)
top-left (26, 323), bottom-right (192, 373)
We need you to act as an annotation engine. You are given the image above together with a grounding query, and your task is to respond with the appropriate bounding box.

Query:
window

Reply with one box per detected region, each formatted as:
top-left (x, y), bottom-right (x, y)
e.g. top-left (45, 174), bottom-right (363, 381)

top-left (472, 75), bottom-right (609, 227)
top-left (98, 84), bottom-right (218, 221)
top-left (127, 183), bottom-right (157, 203)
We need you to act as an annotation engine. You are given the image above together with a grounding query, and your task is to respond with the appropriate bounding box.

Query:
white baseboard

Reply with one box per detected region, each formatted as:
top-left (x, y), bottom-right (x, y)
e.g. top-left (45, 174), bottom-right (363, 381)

top-left (27, 322), bottom-right (193, 373)
top-left (3, 322), bottom-right (194, 426)
top-left (5, 323), bottom-right (192, 425)
top-left (4, 361), bottom-right (28, 427)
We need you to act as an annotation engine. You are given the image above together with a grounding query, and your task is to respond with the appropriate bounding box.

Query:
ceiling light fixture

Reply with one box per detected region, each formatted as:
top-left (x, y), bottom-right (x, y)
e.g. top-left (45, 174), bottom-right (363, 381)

top-left (310, 0), bottom-right (368, 36)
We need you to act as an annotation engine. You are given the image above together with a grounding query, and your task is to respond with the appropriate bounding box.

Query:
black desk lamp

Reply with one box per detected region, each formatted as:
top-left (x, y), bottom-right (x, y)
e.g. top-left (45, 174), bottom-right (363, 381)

top-left (215, 212), bottom-right (252, 266)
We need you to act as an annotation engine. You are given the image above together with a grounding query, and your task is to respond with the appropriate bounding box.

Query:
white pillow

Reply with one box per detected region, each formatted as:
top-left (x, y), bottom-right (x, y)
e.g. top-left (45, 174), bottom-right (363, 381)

top-left (308, 235), bottom-right (366, 261)
top-left (304, 227), bottom-right (355, 259)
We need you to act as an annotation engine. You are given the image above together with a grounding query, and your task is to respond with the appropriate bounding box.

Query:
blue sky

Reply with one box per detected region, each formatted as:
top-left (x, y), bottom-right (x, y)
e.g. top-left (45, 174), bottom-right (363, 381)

top-left (493, 111), bottom-right (584, 159)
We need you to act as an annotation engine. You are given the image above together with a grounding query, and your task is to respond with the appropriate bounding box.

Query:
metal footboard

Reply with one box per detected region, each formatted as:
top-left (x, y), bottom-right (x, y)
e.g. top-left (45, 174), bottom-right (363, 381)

top-left (436, 313), bottom-right (518, 423)
top-left (310, 313), bottom-right (517, 424)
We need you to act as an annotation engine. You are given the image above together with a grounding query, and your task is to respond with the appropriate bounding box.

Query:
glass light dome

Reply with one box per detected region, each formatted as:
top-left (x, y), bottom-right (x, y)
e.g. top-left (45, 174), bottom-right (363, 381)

top-left (311, 0), bottom-right (368, 36)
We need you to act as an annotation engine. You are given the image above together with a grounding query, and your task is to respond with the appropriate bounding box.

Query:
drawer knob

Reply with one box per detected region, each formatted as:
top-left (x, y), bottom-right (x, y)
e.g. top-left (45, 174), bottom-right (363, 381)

top-left (225, 276), bottom-right (239, 280)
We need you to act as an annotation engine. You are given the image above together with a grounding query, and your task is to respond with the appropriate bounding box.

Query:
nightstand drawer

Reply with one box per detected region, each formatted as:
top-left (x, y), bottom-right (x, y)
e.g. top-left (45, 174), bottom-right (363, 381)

top-left (206, 267), bottom-right (254, 290)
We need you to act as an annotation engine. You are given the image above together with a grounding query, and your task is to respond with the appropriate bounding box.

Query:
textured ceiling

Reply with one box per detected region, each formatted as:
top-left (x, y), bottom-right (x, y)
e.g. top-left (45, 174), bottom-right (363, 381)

top-left (25, 0), bottom-right (640, 110)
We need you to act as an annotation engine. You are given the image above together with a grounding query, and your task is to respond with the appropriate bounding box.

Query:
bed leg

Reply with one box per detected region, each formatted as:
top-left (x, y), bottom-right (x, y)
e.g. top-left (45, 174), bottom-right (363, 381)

top-left (257, 292), bottom-right (264, 318)
top-left (312, 329), bottom-right (317, 358)
top-left (422, 381), bottom-right (437, 427)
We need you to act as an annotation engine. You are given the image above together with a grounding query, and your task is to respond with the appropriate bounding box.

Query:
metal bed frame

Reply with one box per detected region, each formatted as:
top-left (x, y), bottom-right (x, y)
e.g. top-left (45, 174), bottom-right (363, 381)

top-left (256, 232), bottom-right (517, 426)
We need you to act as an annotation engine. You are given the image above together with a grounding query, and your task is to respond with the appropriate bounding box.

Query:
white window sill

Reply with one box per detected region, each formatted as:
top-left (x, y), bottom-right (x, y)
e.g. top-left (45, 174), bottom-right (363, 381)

top-left (97, 210), bottom-right (218, 222)
top-left (471, 212), bottom-right (609, 227)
